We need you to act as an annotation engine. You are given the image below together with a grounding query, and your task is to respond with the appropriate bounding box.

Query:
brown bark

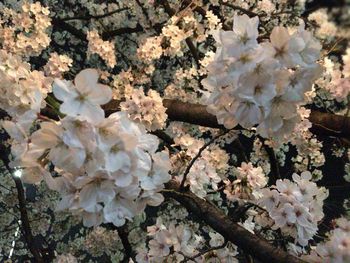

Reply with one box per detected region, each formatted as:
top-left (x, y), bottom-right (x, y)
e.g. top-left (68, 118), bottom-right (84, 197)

top-left (164, 180), bottom-right (305, 263)
top-left (46, 99), bottom-right (350, 139)
top-left (309, 110), bottom-right (350, 137)
top-left (161, 99), bottom-right (350, 138)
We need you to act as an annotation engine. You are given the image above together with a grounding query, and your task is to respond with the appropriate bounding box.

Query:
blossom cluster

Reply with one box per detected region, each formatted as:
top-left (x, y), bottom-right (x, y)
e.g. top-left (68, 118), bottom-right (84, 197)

top-left (308, 9), bottom-right (337, 40)
top-left (203, 14), bottom-right (322, 141)
top-left (0, 2), bottom-right (51, 57)
top-left (139, 219), bottom-right (198, 262)
top-left (171, 133), bottom-right (230, 198)
top-left (258, 171), bottom-right (328, 246)
top-left (87, 30), bottom-right (116, 68)
top-left (44, 52), bottom-right (73, 78)
top-left (120, 87), bottom-right (168, 131)
top-left (322, 48), bottom-right (350, 102)
top-left (4, 69), bottom-right (171, 227)
top-left (0, 50), bottom-right (52, 118)
top-left (305, 217), bottom-right (350, 262)
top-left (137, 217), bottom-right (239, 263)
top-left (224, 162), bottom-right (268, 202)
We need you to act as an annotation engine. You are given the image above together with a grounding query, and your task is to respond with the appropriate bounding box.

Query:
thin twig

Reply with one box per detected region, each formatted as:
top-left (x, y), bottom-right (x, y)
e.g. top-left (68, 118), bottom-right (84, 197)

top-left (258, 136), bottom-right (281, 184)
top-left (60, 7), bottom-right (129, 21)
top-left (180, 241), bottom-right (228, 262)
top-left (179, 130), bottom-right (229, 190)
top-left (116, 225), bottom-right (135, 263)
top-left (220, 1), bottom-right (259, 17)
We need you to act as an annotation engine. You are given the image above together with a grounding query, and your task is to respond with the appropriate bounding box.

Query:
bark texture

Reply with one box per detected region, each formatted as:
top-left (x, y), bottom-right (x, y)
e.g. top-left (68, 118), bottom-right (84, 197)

top-left (165, 180), bottom-right (305, 263)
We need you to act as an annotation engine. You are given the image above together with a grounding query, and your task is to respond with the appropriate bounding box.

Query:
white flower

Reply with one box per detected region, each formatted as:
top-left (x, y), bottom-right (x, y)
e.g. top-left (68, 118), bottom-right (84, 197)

top-left (232, 14), bottom-right (259, 48)
top-left (103, 198), bottom-right (135, 227)
top-left (234, 97), bottom-right (265, 128)
top-left (263, 26), bottom-right (303, 68)
top-left (271, 203), bottom-right (296, 228)
top-left (259, 172), bottom-right (328, 246)
top-left (237, 72), bottom-right (276, 105)
top-left (53, 68), bottom-right (112, 123)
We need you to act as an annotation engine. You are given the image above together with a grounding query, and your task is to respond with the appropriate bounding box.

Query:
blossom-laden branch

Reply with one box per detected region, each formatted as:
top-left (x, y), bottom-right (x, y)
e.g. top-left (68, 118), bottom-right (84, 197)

top-left (179, 0), bottom-right (231, 30)
top-left (258, 136), bottom-right (281, 184)
top-left (220, 1), bottom-right (260, 17)
top-left (161, 0), bottom-right (200, 66)
top-left (164, 180), bottom-right (304, 263)
top-left (159, 99), bottom-right (350, 139)
top-left (0, 145), bottom-right (47, 263)
top-left (180, 130), bottom-right (229, 190)
top-left (48, 98), bottom-right (350, 141)
top-left (179, 240), bottom-right (228, 263)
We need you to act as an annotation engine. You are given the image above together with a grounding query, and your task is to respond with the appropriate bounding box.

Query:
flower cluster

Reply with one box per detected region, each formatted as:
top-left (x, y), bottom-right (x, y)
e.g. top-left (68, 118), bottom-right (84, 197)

top-left (120, 87), bottom-right (167, 131)
top-left (84, 226), bottom-right (120, 257)
top-left (323, 48), bottom-right (350, 102)
top-left (87, 30), bottom-right (116, 68)
top-left (258, 171), bottom-right (328, 246)
top-left (308, 9), bottom-right (337, 39)
top-left (171, 134), bottom-right (230, 198)
top-left (136, 18), bottom-right (193, 62)
top-left (305, 217), bottom-right (350, 262)
top-left (224, 162), bottom-right (268, 202)
top-left (0, 2), bottom-right (51, 57)
top-left (111, 69), bottom-right (134, 100)
top-left (44, 52), bottom-right (73, 78)
top-left (139, 219), bottom-right (199, 262)
top-left (137, 36), bottom-right (163, 63)
top-left (203, 14), bottom-right (322, 141)
top-left (9, 69), bottom-right (171, 227)
top-left (0, 50), bottom-right (52, 118)
top-left (162, 23), bottom-right (192, 57)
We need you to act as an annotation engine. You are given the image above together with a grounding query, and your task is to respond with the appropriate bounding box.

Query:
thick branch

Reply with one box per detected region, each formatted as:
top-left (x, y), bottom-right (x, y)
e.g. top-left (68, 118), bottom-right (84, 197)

top-left (101, 23), bottom-right (144, 40)
top-left (308, 110), bottom-right (350, 138)
top-left (162, 99), bottom-right (350, 138)
top-left (47, 99), bottom-right (350, 140)
top-left (163, 99), bottom-right (221, 128)
top-left (164, 181), bottom-right (304, 263)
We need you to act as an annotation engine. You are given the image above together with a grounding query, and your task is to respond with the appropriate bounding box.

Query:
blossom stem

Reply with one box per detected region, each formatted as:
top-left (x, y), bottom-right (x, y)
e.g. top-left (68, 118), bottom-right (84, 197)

top-left (179, 130), bottom-right (230, 190)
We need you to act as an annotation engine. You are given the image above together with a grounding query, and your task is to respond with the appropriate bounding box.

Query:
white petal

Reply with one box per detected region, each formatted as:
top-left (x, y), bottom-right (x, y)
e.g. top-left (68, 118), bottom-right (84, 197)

top-left (74, 68), bottom-right (99, 93)
top-left (88, 84), bottom-right (112, 105)
top-left (105, 151), bottom-right (130, 172)
top-left (53, 79), bottom-right (77, 101)
top-left (113, 172), bottom-right (133, 187)
top-left (79, 184), bottom-right (98, 211)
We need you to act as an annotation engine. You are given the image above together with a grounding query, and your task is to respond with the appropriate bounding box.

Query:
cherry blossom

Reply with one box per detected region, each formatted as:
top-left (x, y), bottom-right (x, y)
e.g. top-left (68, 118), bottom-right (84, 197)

top-left (53, 68), bottom-right (112, 123)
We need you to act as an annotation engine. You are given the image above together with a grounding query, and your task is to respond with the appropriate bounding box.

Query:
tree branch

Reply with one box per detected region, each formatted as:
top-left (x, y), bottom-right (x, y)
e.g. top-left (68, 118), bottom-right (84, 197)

top-left (0, 147), bottom-right (44, 263)
top-left (180, 131), bottom-right (228, 190)
top-left (161, 0), bottom-right (200, 66)
top-left (59, 7), bottom-right (129, 21)
top-left (47, 98), bottom-right (350, 141)
top-left (52, 18), bottom-right (143, 42)
top-left (164, 180), bottom-right (304, 263)
top-left (180, 241), bottom-right (228, 262)
top-left (258, 136), bottom-right (281, 184)
top-left (116, 225), bottom-right (135, 263)
top-left (220, 1), bottom-right (259, 17)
